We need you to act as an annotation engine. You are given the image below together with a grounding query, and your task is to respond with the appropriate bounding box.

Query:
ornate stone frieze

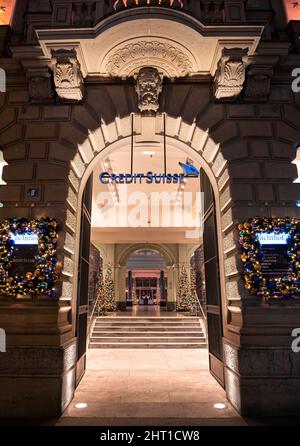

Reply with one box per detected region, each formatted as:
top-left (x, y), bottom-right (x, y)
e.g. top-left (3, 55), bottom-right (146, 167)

top-left (106, 40), bottom-right (193, 78)
top-left (26, 67), bottom-right (54, 102)
top-left (214, 48), bottom-right (248, 101)
top-left (135, 67), bottom-right (163, 113)
top-left (51, 49), bottom-right (84, 102)
top-left (244, 65), bottom-right (273, 101)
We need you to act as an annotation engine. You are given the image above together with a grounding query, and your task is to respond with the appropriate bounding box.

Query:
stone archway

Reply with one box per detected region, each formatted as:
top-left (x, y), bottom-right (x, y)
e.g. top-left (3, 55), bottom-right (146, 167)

top-left (117, 243), bottom-right (177, 310)
top-left (64, 113), bottom-right (230, 340)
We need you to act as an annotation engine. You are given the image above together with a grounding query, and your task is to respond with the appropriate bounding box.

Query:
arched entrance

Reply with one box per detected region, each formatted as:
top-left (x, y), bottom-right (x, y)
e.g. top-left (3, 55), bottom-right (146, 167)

top-left (72, 116), bottom-right (227, 390)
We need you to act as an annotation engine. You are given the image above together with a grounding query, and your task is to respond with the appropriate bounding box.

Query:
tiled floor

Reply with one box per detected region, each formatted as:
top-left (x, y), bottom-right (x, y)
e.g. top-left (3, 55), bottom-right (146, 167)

top-left (58, 348), bottom-right (245, 426)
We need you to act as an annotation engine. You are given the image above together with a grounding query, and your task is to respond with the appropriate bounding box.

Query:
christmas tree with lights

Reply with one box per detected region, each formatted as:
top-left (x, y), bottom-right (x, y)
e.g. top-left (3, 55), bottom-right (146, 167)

top-left (176, 265), bottom-right (191, 311)
top-left (97, 263), bottom-right (116, 315)
top-left (96, 267), bottom-right (105, 315)
top-left (189, 265), bottom-right (199, 316)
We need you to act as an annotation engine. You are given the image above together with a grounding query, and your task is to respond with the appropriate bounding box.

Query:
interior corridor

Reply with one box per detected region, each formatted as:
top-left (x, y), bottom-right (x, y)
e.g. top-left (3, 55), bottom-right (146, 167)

top-left (58, 349), bottom-right (244, 426)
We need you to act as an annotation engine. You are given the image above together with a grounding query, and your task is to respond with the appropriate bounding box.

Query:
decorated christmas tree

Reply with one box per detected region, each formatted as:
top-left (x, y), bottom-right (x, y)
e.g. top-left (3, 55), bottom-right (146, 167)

top-left (95, 267), bottom-right (105, 315)
top-left (189, 265), bottom-right (199, 316)
top-left (156, 278), bottom-right (161, 306)
top-left (176, 265), bottom-right (191, 311)
top-left (97, 263), bottom-right (116, 315)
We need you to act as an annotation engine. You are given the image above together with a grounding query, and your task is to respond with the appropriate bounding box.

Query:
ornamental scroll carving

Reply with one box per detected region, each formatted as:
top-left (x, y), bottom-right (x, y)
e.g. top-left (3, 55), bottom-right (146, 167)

top-left (51, 49), bottom-right (84, 102)
top-left (26, 68), bottom-right (54, 103)
top-left (214, 48), bottom-right (248, 101)
top-left (135, 67), bottom-right (163, 113)
top-left (106, 41), bottom-right (193, 78)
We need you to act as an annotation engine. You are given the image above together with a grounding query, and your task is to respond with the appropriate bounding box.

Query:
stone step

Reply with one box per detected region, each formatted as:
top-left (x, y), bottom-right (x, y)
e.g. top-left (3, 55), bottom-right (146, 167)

top-left (93, 327), bottom-right (204, 336)
top-left (93, 327), bottom-right (203, 333)
top-left (94, 322), bottom-right (201, 327)
top-left (89, 342), bottom-right (207, 349)
top-left (90, 336), bottom-right (205, 342)
top-left (90, 316), bottom-right (206, 349)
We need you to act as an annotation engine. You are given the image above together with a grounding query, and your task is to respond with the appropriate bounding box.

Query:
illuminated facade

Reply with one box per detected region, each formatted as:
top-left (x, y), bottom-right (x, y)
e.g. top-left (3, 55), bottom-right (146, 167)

top-left (0, 0), bottom-right (300, 422)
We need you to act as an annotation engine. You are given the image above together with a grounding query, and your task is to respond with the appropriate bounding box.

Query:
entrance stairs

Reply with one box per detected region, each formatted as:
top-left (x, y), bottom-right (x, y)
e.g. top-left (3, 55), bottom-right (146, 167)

top-left (89, 316), bottom-right (207, 349)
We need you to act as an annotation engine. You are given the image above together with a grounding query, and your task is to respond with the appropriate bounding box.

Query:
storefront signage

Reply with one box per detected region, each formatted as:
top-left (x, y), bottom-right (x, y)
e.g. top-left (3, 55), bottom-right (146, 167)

top-left (257, 232), bottom-right (289, 245)
top-left (99, 161), bottom-right (200, 184)
top-left (10, 233), bottom-right (39, 245)
top-left (239, 217), bottom-right (300, 301)
top-left (0, 218), bottom-right (59, 298)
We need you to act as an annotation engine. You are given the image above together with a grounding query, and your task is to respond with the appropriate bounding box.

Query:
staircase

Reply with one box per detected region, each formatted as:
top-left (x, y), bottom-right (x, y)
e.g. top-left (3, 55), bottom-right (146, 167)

top-left (89, 316), bottom-right (207, 349)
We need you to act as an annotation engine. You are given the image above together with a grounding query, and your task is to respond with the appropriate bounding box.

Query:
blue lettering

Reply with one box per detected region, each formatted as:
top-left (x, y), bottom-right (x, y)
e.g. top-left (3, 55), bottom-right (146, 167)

top-left (146, 172), bottom-right (153, 184)
top-left (99, 172), bottom-right (110, 184)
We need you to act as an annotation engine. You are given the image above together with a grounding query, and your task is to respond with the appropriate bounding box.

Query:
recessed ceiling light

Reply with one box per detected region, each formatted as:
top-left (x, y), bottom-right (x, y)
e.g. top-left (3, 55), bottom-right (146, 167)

top-left (75, 403), bottom-right (88, 409)
top-left (142, 151), bottom-right (155, 156)
top-left (214, 403), bottom-right (226, 410)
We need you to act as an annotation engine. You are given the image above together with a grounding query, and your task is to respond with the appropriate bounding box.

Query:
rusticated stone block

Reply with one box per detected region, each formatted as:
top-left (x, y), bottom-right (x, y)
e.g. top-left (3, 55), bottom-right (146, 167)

top-left (18, 106), bottom-right (40, 121)
top-left (271, 141), bottom-right (296, 160)
top-left (44, 184), bottom-right (68, 202)
top-left (197, 104), bottom-right (224, 130)
top-left (276, 122), bottom-right (300, 143)
top-left (212, 152), bottom-right (226, 177)
top-left (2, 143), bottom-right (26, 161)
top-left (229, 162), bottom-right (261, 178)
top-left (25, 122), bottom-right (57, 140)
top-left (231, 183), bottom-right (254, 201)
top-left (29, 142), bottom-right (47, 159)
top-left (223, 341), bottom-right (300, 416)
top-left (49, 141), bottom-right (75, 162)
top-left (211, 121), bottom-right (238, 144)
top-left (256, 184), bottom-right (274, 202)
top-left (228, 104), bottom-right (255, 118)
top-left (239, 121), bottom-right (273, 137)
top-left (202, 138), bottom-right (219, 163)
top-left (264, 162), bottom-right (297, 179)
top-left (221, 140), bottom-right (248, 161)
top-left (43, 105), bottom-right (70, 120)
top-left (37, 163), bottom-right (68, 180)
top-left (0, 185), bottom-right (21, 201)
top-left (224, 256), bottom-right (239, 277)
top-left (277, 183), bottom-right (300, 201)
top-left (3, 164), bottom-right (34, 181)
top-left (249, 140), bottom-right (270, 158)
top-left (0, 123), bottom-right (23, 146)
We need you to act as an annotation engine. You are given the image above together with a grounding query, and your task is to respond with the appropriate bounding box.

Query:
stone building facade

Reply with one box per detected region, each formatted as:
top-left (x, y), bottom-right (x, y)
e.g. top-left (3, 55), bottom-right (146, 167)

top-left (0, 0), bottom-right (300, 418)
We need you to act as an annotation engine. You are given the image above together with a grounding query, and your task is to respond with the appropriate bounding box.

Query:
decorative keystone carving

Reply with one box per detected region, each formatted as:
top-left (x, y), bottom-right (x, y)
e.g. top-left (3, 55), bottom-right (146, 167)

top-left (135, 67), bottom-right (163, 113)
top-left (51, 49), bottom-right (84, 102)
top-left (214, 48), bottom-right (248, 101)
top-left (244, 65), bottom-right (273, 101)
top-left (26, 67), bottom-right (54, 103)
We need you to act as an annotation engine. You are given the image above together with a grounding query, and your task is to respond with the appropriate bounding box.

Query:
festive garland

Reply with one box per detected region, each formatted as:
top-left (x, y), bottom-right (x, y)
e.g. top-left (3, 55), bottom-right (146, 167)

top-left (0, 218), bottom-right (58, 298)
top-left (239, 217), bottom-right (300, 300)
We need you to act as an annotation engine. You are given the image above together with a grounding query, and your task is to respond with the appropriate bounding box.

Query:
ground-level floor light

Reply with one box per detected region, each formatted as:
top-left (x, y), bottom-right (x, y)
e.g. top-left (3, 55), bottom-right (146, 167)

top-left (214, 403), bottom-right (226, 410)
top-left (75, 403), bottom-right (88, 409)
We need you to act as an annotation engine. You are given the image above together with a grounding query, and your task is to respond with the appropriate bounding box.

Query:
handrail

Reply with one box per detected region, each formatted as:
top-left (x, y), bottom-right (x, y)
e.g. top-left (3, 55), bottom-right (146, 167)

top-left (195, 295), bottom-right (207, 334)
top-left (87, 296), bottom-right (100, 342)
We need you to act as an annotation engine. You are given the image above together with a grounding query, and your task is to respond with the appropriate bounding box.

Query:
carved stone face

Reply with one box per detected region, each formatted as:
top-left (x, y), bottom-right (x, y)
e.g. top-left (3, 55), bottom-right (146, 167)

top-left (135, 67), bottom-right (163, 113)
